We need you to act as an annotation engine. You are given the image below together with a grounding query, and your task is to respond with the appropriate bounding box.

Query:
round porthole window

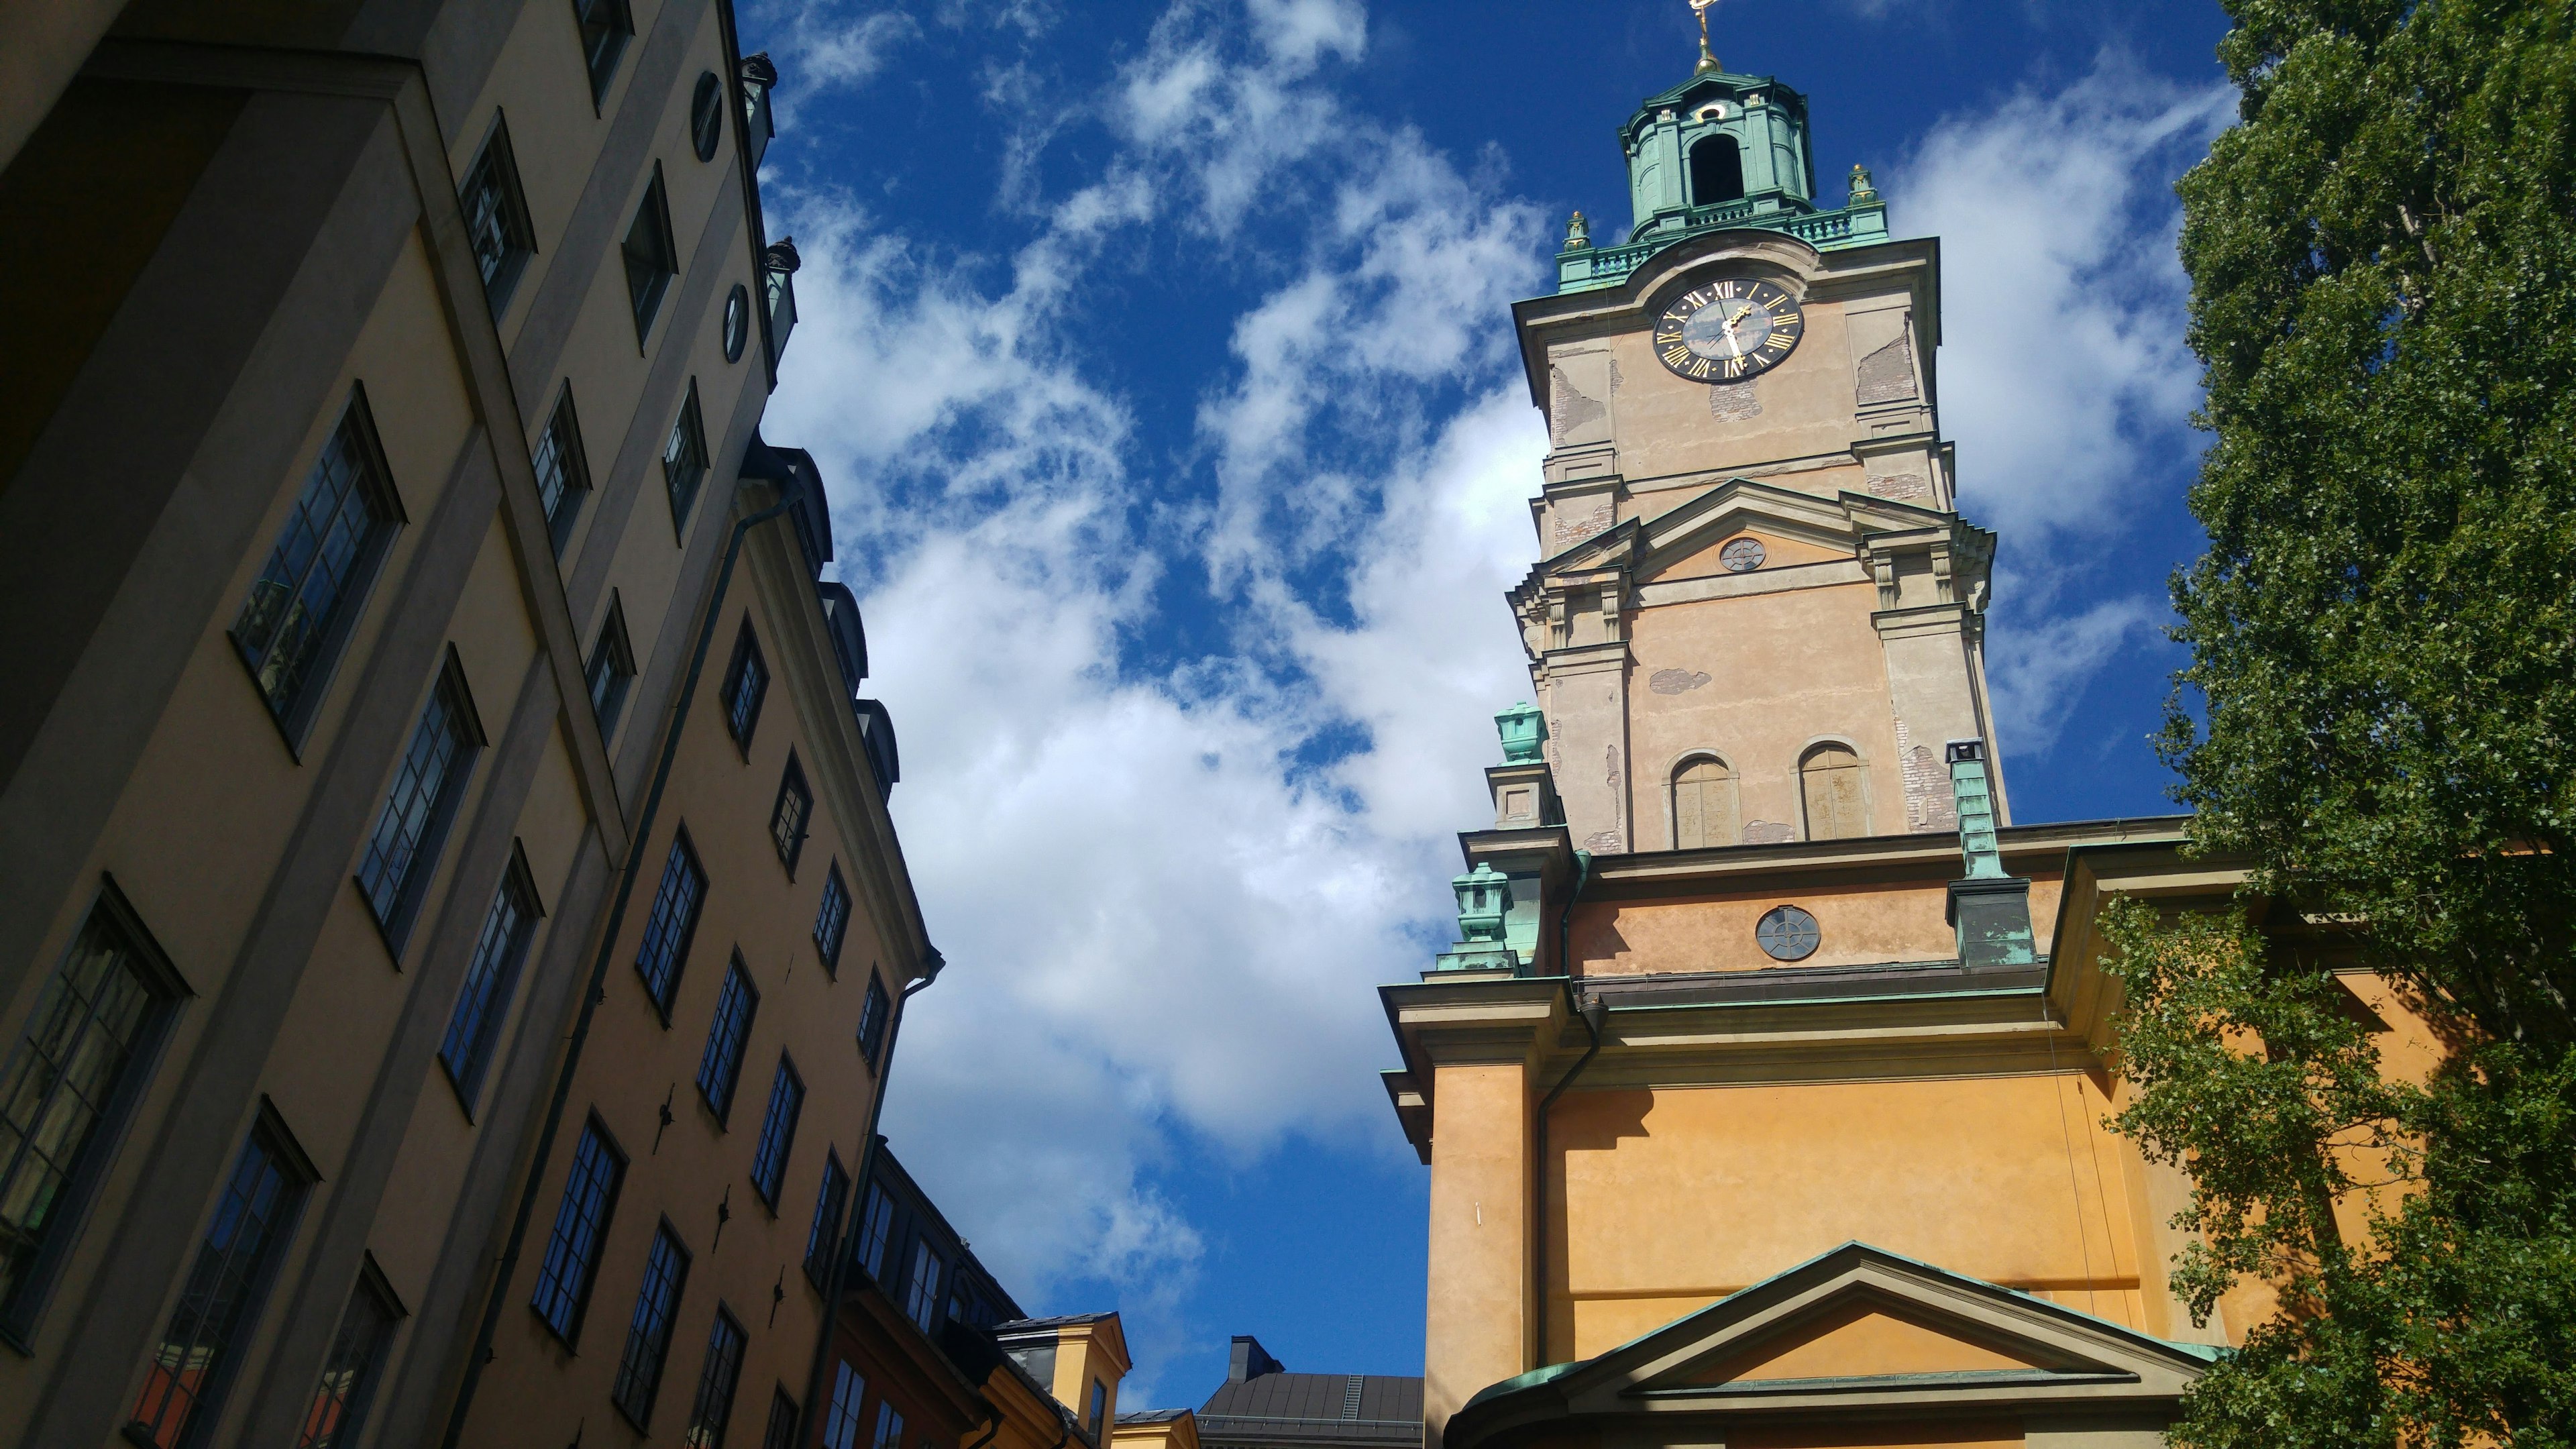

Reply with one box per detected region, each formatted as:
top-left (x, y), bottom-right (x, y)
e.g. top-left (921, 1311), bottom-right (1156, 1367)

top-left (1756, 905), bottom-right (1820, 962)
top-left (1720, 536), bottom-right (1766, 573)
top-left (691, 72), bottom-right (724, 161)
top-left (722, 283), bottom-right (750, 362)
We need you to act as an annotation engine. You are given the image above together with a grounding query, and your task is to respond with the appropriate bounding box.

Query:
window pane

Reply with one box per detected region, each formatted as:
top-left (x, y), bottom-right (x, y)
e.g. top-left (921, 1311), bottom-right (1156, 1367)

top-left (903, 1242), bottom-right (940, 1332)
top-left (612, 1227), bottom-right (692, 1427)
top-left (855, 1185), bottom-right (893, 1280)
top-left (576, 0), bottom-right (635, 101)
top-left (0, 905), bottom-right (166, 1311)
top-left (664, 384), bottom-right (708, 528)
top-left (296, 1275), bottom-right (399, 1449)
top-left (771, 766), bottom-right (810, 870)
top-left (821, 1363), bottom-right (865, 1449)
top-left (357, 680), bottom-right (474, 930)
top-left (748, 1059), bottom-right (803, 1205)
top-left (723, 627), bottom-right (768, 747)
top-left (635, 838), bottom-right (706, 1013)
top-left (695, 961), bottom-right (758, 1120)
top-left (439, 869), bottom-right (538, 1105)
top-left (856, 979), bottom-right (890, 1070)
top-left (804, 1152), bottom-right (849, 1286)
top-left (871, 1401), bottom-right (905, 1449)
top-left (683, 1308), bottom-right (748, 1449)
top-left (233, 405), bottom-right (393, 721)
top-left (814, 867), bottom-right (850, 970)
top-left (762, 1389), bottom-right (800, 1449)
top-left (128, 1126), bottom-right (308, 1449)
top-left (532, 1123), bottom-right (622, 1339)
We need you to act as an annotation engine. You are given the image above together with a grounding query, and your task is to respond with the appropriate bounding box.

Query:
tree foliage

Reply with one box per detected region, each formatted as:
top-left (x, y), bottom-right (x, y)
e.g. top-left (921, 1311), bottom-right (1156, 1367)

top-left (2111, 0), bottom-right (2576, 1442)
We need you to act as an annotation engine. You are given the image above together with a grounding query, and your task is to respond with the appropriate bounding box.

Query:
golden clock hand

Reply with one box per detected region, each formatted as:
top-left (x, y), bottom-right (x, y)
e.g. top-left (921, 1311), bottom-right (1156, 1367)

top-left (1718, 303), bottom-right (1756, 356)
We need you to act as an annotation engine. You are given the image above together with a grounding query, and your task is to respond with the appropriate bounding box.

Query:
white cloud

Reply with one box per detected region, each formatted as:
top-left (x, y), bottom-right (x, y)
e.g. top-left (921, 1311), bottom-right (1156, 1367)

top-left (1985, 594), bottom-right (2164, 756)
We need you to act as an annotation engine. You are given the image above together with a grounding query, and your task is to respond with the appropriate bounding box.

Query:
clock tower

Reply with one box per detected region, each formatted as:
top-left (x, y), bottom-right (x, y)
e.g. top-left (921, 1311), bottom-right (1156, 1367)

top-left (1510, 58), bottom-right (2004, 857)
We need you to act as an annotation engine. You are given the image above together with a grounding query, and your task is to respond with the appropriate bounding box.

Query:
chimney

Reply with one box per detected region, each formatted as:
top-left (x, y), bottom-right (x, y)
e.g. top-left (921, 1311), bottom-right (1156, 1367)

top-left (1228, 1336), bottom-right (1283, 1383)
top-left (1943, 741), bottom-right (2035, 971)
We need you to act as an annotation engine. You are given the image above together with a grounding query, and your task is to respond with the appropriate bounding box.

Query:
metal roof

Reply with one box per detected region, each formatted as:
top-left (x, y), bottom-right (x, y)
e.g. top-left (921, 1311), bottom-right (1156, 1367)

top-left (1195, 1372), bottom-right (1423, 1448)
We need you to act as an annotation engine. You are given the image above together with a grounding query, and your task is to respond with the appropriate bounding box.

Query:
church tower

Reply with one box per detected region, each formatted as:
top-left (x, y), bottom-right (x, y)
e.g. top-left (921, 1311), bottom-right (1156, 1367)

top-left (1513, 54), bottom-right (2004, 857)
top-left (1385, 30), bottom-right (2241, 1449)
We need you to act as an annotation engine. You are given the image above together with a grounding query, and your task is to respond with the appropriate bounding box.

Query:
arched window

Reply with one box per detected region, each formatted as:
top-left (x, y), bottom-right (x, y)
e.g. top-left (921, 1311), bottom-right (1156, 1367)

top-left (1689, 135), bottom-right (1743, 207)
top-left (1672, 757), bottom-right (1739, 849)
top-left (1800, 744), bottom-right (1867, 841)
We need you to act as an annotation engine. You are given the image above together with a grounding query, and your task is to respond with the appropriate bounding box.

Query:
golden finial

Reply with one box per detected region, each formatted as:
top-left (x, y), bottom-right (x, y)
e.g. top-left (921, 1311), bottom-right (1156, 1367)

top-left (1689, 0), bottom-right (1721, 73)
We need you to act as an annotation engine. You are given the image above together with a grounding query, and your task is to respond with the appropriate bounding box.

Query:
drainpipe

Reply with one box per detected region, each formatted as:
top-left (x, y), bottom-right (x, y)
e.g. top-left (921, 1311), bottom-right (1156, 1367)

top-left (794, 953), bottom-right (944, 1446)
top-left (1529, 851), bottom-right (1601, 1370)
top-left (438, 488), bottom-right (798, 1449)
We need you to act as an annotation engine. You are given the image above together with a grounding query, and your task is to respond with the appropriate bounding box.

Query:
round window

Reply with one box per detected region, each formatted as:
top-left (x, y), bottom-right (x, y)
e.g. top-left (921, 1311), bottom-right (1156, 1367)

top-left (1719, 536), bottom-right (1766, 573)
top-left (1755, 905), bottom-right (1820, 962)
top-left (691, 72), bottom-right (724, 161)
top-left (722, 284), bottom-right (750, 362)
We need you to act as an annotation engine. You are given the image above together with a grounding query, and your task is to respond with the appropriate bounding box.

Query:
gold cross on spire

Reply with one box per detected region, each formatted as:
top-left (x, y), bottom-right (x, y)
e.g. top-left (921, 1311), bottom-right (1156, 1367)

top-left (1688, 0), bottom-right (1721, 73)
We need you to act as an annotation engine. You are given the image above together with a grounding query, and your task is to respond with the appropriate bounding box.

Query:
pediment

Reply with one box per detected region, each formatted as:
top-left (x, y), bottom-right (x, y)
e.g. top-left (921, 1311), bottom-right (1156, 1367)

top-left (1537, 478), bottom-right (1953, 590)
top-left (1448, 1244), bottom-right (2212, 1447)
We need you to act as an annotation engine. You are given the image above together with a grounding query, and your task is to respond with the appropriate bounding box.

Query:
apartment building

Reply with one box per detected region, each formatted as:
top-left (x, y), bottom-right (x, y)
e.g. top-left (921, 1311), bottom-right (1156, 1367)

top-left (0, 3), bottom-right (936, 1448)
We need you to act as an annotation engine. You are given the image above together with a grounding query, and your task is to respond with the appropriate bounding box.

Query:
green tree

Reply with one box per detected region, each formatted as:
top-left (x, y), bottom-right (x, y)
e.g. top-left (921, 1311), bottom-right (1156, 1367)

top-left (2108, 0), bottom-right (2576, 1442)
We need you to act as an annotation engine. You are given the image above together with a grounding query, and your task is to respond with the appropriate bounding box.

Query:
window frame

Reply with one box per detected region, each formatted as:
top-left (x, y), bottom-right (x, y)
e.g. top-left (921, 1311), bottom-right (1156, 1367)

top-left (437, 846), bottom-right (545, 1113)
top-left (855, 1183), bottom-right (894, 1281)
top-left (770, 754), bottom-right (813, 878)
top-left (533, 386), bottom-right (594, 554)
top-left (690, 71), bottom-right (725, 162)
top-left (460, 111), bottom-right (538, 319)
top-left (821, 1362), bottom-right (867, 1449)
top-left (0, 876), bottom-right (189, 1345)
top-left (611, 1220), bottom-right (694, 1431)
top-left (763, 1387), bottom-right (802, 1449)
top-left (855, 975), bottom-right (890, 1073)
top-left (586, 590), bottom-right (637, 742)
top-left (623, 164), bottom-right (680, 345)
top-left (747, 1055), bottom-right (804, 1209)
top-left (662, 378), bottom-right (710, 535)
top-left (294, 1253), bottom-right (407, 1449)
top-left (719, 620), bottom-right (769, 753)
top-left (695, 955), bottom-right (760, 1125)
top-left (804, 1149), bottom-right (849, 1289)
top-left (229, 385), bottom-right (407, 749)
top-left (635, 828), bottom-right (709, 1021)
top-left (354, 649), bottom-right (488, 954)
top-left (570, 0), bottom-right (635, 109)
top-left (902, 1240), bottom-right (941, 1332)
top-left (1797, 741), bottom-right (1870, 842)
top-left (531, 1114), bottom-right (627, 1345)
top-left (682, 1303), bottom-right (749, 1449)
top-left (812, 863), bottom-right (851, 977)
top-left (870, 1399), bottom-right (906, 1449)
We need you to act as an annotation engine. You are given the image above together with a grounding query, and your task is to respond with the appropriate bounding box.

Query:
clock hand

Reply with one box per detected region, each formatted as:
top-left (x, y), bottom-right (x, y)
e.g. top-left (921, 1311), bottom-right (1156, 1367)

top-left (1717, 304), bottom-right (1756, 357)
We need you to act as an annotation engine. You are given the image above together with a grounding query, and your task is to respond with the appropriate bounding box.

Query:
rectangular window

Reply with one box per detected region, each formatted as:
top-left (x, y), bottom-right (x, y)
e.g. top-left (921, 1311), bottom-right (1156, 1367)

top-left (532, 387), bottom-right (593, 552)
top-left (804, 1149), bottom-right (849, 1287)
top-left (295, 1260), bottom-right (404, 1449)
top-left (683, 1305), bottom-right (748, 1449)
top-left (663, 378), bottom-right (709, 531)
top-left (747, 1057), bottom-right (803, 1206)
top-left (623, 165), bottom-right (678, 342)
top-left (762, 1388), bottom-right (800, 1449)
top-left (902, 1241), bottom-right (941, 1332)
top-left (855, 1183), bottom-right (894, 1281)
top-left (821, 1363), bottom-right (866, 1449)
top-left (695, 957), bottom-right (758, 1122)
top-left (635, 831), bottom-right (707, 1016)
top-left (355, 655), bottom-right (484, 946)
top-left (586, 591), bottom-right (637, 741)
top-left (871, 1399), bottom-right (906, 1449)
top-left (720, 621), bottom-right (769, 749)
top-left (0, 881), bottom-right (183, 1328)
top-left (1086, 1381), bottom-right (1107, 1440)
top-left (612, 1223), bottom-right (692, 1428)
top-left (231, 388), bottom-right (402, 731)
top-left (770, 756), bottom-right (812, 876)
top-left (531, 1118), bottom-right (624, 1341)
top-left (127, 1111), bottom-right (314, 1449)
top-left (461, 115), bottom-right (537, 317)
top-left (438, 850), bottom-right (543, 1108)
top-left (813, 864), bottom-right (851, 975)
top-left (572, 0), bottom-right (635, 105)
top-left (855, 976), bottom-right (890, 1072)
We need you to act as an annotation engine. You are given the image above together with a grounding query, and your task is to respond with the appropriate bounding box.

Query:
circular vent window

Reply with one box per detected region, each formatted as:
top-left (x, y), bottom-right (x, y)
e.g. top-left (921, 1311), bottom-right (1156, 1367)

top-left (1720, 537), bottom-right (1766, 573)
top-left (1756, 904), bottom-right (1820, 961)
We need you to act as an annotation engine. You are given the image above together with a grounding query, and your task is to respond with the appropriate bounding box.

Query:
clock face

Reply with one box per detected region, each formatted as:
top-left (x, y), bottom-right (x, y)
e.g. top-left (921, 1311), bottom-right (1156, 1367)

top-left (1652, 278), bottom-right (1805, 383)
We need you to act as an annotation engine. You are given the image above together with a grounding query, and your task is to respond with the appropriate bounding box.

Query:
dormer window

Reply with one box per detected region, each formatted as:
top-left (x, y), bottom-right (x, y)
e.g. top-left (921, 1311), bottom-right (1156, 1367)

top-left (1689, 135), bottom-right (1743, 206)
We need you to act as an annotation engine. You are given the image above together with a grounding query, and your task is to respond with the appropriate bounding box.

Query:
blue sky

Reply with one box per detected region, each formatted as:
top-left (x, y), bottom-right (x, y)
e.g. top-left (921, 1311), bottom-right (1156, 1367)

top-left (741, 0), bottom-right (2237, 1407)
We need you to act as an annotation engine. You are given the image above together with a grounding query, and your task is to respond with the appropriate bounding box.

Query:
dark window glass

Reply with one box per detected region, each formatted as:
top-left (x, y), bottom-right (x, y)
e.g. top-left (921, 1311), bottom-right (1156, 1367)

top-left (804, 1150), bottom-right (849, 1287)
top-left (695, 958), bottom-right (758, 1122)
top-left (356, 662), bottom-right (480, 942)
top-left (720, 623), bottom-right (769, 749)
top-left (533, 388), bottom-right (592, 551)
top-left (635, 834), bottom-right (707, 1016)
top-left (870, 1401), bottom-right (906, 1449)
top-left (233, 392), bottom-right (400, 727)
top-left (461, 117), bottom-right (537, 316)
top-left (586, 592), bottom-right (637, 739)
top-left (856, 977), bottom-right (890, 1071)
top-left (295, 1267), bottom-right (402, 1449)
top-left (855, 1184), bottom-right (893, 1281)
top-left (761, 1388), bottom-right (800, 1449)
top-left (747, 1057), bottom-right (803, 1206)
top-left (531, 1120), bottom-right (623, 1340)
top-left (821, 1363), bottom-right (865, 1449)
top-left (684, 1306), bottom-right (748, 1449)
top-left (612, 1224), bottom-right (692, 1428)
top-left (690, 72), bottom-right (724, 161)
top-left (127, 1117), bottom-right (311, 1449)
top-left (572, 0), bottom-right (634, 103)
top-left (902, 1241), bottom-right (940, 1332)
top-left (1086, 1381), bottom-right (1106, 1440)
top-left (623, 166), bottom-right (678, 341)
top-left (663, 378), bottom-right (709, 531)
top-left (770, 757), bottom-right (812, 875)
top-left (1689, 133), bottom-right (1744, 206)
top-left (438, 855), bottom-right (541, 1107)
top-left (0, 888), bottom-right (179, 1322)
top-left (813, 865), bottom-right (851, 975)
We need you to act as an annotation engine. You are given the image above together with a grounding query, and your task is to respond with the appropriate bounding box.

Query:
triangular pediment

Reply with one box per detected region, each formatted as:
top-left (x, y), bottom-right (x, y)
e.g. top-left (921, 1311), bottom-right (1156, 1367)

top-left (1447, 1244), bottom-right (2212, 1447)
top-left (1534, 478), bottom-right (1954, 588)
